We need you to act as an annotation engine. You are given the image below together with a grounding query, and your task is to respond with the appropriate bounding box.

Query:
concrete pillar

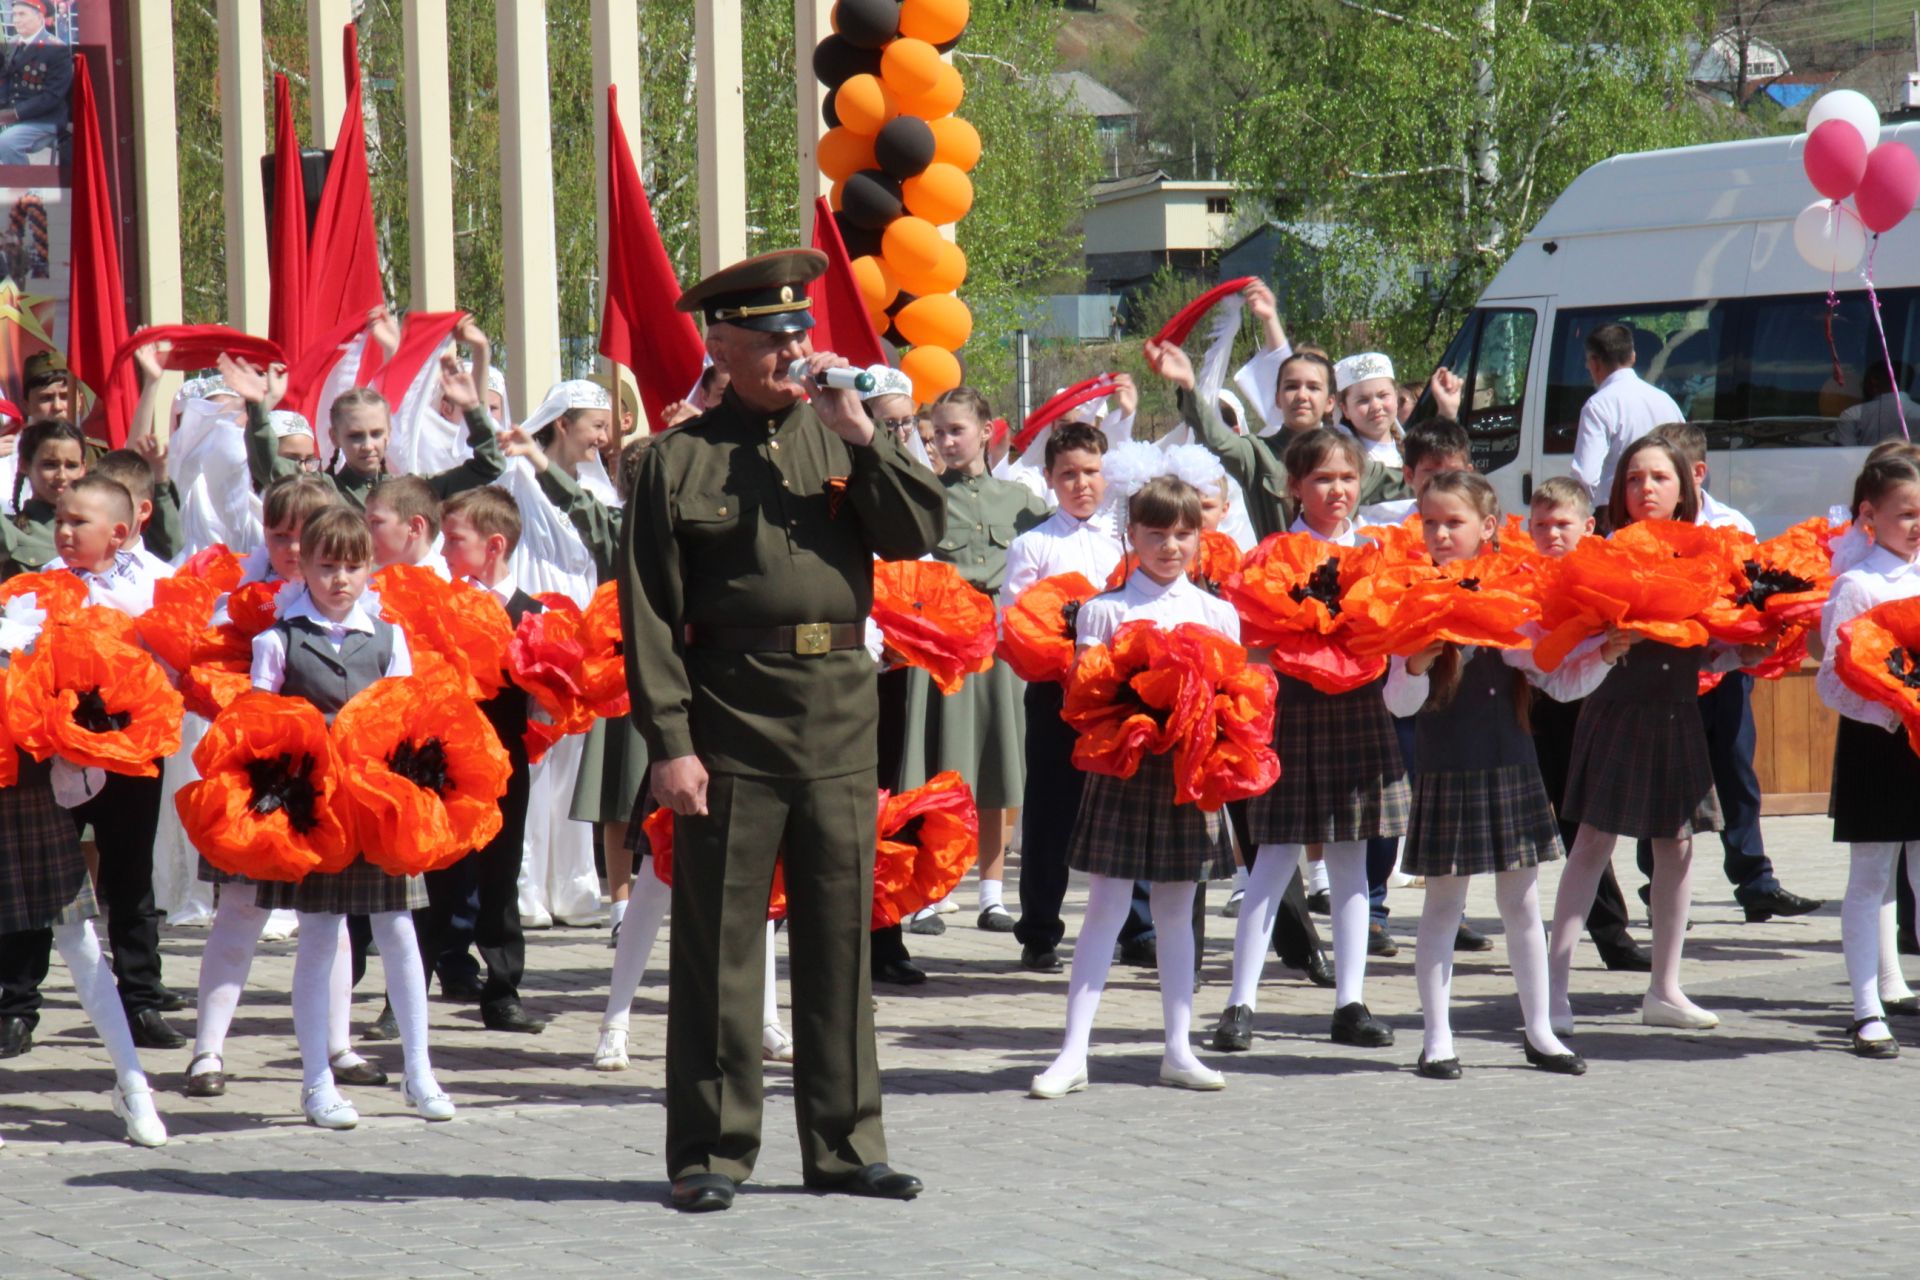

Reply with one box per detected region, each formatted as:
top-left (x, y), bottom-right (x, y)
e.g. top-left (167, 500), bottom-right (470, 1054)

top-left (496, 0), bottom-right (562, 417)
top-left (592, 0), bottom-right (643, 430)
top-left (216, 0), bottom-right (268, 333)
top-left (402, 0), bottom-right (457, 310)
top-left (128, 0), bottom-right (183, 424)
top-left (307, 0), bottom-right (353, 144)
top-left (694, 0), bottom-right (748, 274)
top-left (794, 0), bottom-right (833, 242)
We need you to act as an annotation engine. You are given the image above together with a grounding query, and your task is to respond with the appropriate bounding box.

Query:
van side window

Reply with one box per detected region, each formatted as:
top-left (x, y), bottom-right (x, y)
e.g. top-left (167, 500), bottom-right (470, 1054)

top-left (1740, 289), bottom-right (1919, 448)
top-left (1543, 304), bottom-right (1724, 453)
top-left (1432, 307), bottom-right (1536, 473)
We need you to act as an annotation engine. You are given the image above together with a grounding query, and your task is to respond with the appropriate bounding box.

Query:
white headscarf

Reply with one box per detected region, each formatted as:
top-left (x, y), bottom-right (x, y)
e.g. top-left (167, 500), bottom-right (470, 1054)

top-left (521, 379), bottom-right (613, 436)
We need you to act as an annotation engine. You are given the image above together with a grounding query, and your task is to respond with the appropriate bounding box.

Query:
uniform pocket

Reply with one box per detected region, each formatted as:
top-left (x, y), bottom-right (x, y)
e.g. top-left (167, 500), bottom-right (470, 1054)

top-left (988, 523), bottom-right (1017, 548)
top-left (673, 494), bottom-right (760, 571)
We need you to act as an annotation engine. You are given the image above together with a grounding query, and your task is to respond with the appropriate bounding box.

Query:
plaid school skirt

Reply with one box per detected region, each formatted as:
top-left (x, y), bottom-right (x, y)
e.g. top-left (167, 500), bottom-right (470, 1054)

top-left (254, 855), bottom-right (427, 915)
top-left (1562, 697), bottom-right (1722, 840)
top-left (1402, 764), bottom-right (1564, 878)
top-left (1066, 754), bottom-right (1233, 883)
top-left (0, 779), bottom-right (96, 935)
top-left (1248, 686), bottom-right (1410, 845)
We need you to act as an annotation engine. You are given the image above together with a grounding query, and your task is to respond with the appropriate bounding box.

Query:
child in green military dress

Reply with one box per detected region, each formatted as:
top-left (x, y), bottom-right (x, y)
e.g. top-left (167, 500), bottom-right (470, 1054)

top-left (899, 386), bottom-right (1048, 934)
top-left (6, 418), bottom-right (88, 570)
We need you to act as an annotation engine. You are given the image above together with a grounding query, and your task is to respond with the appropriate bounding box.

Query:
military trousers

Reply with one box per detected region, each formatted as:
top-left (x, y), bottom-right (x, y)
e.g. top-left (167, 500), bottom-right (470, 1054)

top-left (666, 767), bottom-right (889, 1184)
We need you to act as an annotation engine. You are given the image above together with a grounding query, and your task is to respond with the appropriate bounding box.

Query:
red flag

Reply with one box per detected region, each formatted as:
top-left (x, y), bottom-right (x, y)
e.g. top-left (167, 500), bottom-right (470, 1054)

top-left (305, 25), bottom-right (385, 332)
top-left (809, 196), bottom-right (887, 370)
top-left (105, 326), bottom-right (285, 398)
top-left (596, 85), bottom-right (704, 435)
top-left (268, 74), bottom-right (312, 358)
top-left (65, 53), bottom-right (136, 445)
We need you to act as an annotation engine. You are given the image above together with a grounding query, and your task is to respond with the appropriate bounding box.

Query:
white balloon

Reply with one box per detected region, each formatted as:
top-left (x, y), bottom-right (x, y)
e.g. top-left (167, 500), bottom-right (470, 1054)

top-left (1793, 198), bottom-right (1868, 274)
top-left (1808, 89), bottom-right (1883, 152)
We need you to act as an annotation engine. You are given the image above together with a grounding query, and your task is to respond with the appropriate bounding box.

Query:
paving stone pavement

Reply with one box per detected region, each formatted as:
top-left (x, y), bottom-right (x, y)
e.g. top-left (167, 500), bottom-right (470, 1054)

top-left (3, 816), bottom-right (1917, 1278)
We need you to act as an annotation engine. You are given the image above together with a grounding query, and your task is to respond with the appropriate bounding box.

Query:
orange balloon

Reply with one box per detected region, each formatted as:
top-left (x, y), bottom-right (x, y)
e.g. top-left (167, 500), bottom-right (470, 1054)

top-left (829, 177), bottom-right (846, 211)
top-left (880, 38), bottom-right (944, 100)
top-left (901, 345), bottom-right (963, 402)
top-left (894, 239), bottom-right (967, 297)
top-left (881, 215), bottom-right (946, 277)
top-left (817, 126), bottom-right (878, 181)
top-left (898, 63), bottom-right (964, 120)
top-left (868, 304), bottom-right (893, 336)
top-left (927, 115), bottom-right (981, 172)
top-left (900, 0), bottom-right (969, 44)
top-left (851, 254), bottom-right (899, 311)
top-left (836, 73), bottom-right (895, 135)
top-left (896, 294), bottom-right (972, 351)
top-left (902, 162), bottom-right (973, 224)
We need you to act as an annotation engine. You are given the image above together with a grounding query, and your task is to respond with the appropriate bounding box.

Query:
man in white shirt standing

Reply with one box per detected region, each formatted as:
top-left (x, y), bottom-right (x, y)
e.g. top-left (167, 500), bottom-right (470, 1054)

top-left (1569, 323), bottom-right (1683, 507)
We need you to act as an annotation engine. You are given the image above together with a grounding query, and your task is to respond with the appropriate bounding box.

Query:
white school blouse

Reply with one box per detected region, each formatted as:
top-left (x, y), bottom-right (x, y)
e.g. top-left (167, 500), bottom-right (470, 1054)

top-left (1073, 569), bottom-right (1240, 649)
top-left (999, 508), bottom-right (1123, 607)
top-left (1818, 544), bottom-right (1920, 730)
top-left (1289, 513), bottom-right (1360, 546)
top-left (250, 590), bottom-right (413, 693)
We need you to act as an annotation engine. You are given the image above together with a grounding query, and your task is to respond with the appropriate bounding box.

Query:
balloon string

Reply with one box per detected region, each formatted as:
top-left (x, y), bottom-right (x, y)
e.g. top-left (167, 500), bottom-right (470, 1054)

top-left (1863, 234), bottom-right (1910, 441)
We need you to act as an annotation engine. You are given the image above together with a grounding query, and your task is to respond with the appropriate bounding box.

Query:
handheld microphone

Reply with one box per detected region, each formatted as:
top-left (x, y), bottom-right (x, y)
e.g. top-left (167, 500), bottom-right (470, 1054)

top-left (787, 359), bottom-right (875, 393)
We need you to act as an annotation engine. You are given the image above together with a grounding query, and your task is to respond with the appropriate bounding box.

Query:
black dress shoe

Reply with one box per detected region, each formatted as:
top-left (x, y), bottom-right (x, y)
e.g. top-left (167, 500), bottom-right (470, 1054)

top-left (1305, 889), bottom-right (1331, 916)
top-left (808, 1163), bottom-right (924, 1200)
top-left (1210, 1004), bottom-right (1252, 1051)
top-left (1883, 996), bottom-right (1920, 1017)
top-left (1454, 922), bottom-right (1493, 952)
top-left (1020, 944), bottom-right (1062, 973)
top-left (329, 1056), bottom-right (389, 1087)
top-left (153, 987), bottom-right (190, 1013)
top-left (439, 974), bottom-right (487, 1004)
top-left (1118, 937), bottom-right (1158, 968)
top-left (1737, 886), bottom-right (1825, 923)
top-left (1851, 1017), bottom-right (1901, 1058)
top-left (873, 959), bottom-right (927, 986)
top-left (128, 1009), bottom-right (187, 1050)
top-left (1637, 883), bottom-right (1652, 908)
top-left (1597, 942), bottom-right (1654, 972)
top-left (481, 1000), bottom-right (548, 1034)
top-left (976, 907), bottom-right (1017, 933)
top-left (1367, 923), bottom-right (1398, 958)
top-left (0, 1015), bottom-right (32, 1058)
top-left (1901, 928), bottom-right (1920, 957)
top-left (1293, 948), bottom-right (1336, 988)
top-left (1522, 1033), bottom-right (1588, 1075)
top-left (1415, 1053), bottom-right (1461, 1080)
top-left (1330, 1001), bottom-right (1394, 1047)
top-left (907, 913), bottom-right (946, 936)
top-left (364, 1001), bottom-right (398, 1041)
top-left (670, 1173), bottom-right (736, 1212)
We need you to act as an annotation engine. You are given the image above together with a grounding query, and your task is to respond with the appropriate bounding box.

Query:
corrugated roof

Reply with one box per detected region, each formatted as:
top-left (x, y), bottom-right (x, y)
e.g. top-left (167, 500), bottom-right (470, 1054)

top-left (1048, 70), bottom-right (1137, 119)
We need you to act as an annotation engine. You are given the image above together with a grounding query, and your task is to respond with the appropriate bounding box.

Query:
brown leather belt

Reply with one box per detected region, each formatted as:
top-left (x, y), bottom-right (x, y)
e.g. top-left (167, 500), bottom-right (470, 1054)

top-left (684, 622), bottom-right (863, 656)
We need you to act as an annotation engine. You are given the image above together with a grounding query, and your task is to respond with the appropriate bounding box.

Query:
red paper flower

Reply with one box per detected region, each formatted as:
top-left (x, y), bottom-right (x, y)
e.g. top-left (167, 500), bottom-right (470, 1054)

top-left (1164, 624), bottom-right (1280, 810)
top-left (871, 560), bottom-right (997, 694)
top-left (0, 667), bottom-right (19, 789)
top-left (1836, 599), bottom-right (1920, 756)
top-left (998, 572), bottom-right (1099, 684)
top-left (643, 806), bottom-right (788, 920)
top-left (177, 691), bottom-right (353, 881)
top-left (1531, 531), bottom-right (1730, 671)
top-left (330, 669), bottom-right (512, 875)
top-left (577, 581), bottom-right (631, 719)
top-left (507, 595), bottom-right (595, 763)
top-left (136, 576), bottom-right (226, 675)
top-left (872, 771), bottom-right (980, 929)
top-left (1224, 532), bottom-right (1387, 694)
top-left (177, 545), bottom-right (246, 594)
top-left (371, 564), bottom-right (513, 700)
top-left (5, 623), bottom-right (183, 775)
top-left (1345, 552), bottom-right (1542, 658)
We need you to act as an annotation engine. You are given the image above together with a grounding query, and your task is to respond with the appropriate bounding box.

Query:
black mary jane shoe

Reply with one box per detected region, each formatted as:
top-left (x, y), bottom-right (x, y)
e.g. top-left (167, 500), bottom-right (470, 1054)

top-left (329, 1052), bottom-right (389, 1087)
top-left (1522, 1033), bottom-right (1588, 1076)
top-left (1330, 1002), bottom-right (1394, 1048)
top-left (1851, 1017), bottom-right (1901, 1059)
top-left (807, 1163), bottom-right (923, 1201)
top-left (1453, 922), bottom-right (1493, 952)
top-left (1881, 996), bottom-right (1920, 1017)
top-left (1305, 889), bottom-right (1330, 916)
top-left (1415, 1053), bottom-right (1461, 1081)
top-left (185, 1052), bottom-right (226, 1098)
top-left (1210, 1004), bottom-right (1252, 1052)
top-left (670, 1173), bottom-right (737, 1213)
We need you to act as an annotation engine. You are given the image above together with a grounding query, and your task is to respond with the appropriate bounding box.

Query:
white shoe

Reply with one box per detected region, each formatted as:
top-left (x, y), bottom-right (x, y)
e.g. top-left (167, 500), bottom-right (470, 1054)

top-left (933, 895), bottom-right (960, 915)
top-left (1549, 1013), bottom-right (1575, 1038)
top-left (259, 910), bottom-right (299, 943)
top-left (1221, 888), bottom-right (1245, 919)
top-left (1158, 1062), bottom-right (1226, 1091)
top-left (520, 910), bottom-right (554, 930)
top-left (555, 909), bottom-right (607, 928)
top-left (762, 1022), bottom-right (795, 1063)
top-left (593, 1027), bottom-right (630, 1072)
top-left (1387, 871), bottom-right (1417, 890)
top-left (111, 1083), bottom-right (168, 1147)
top-left (1642, 994), bottom-right (1719, 1030)
top-left (1028, 1068), bottom-right (1089, 1099)
top-left (302, 1086), bottom-right (358, 1130)
top-left (401, 1079), bottom-right (456, 1121)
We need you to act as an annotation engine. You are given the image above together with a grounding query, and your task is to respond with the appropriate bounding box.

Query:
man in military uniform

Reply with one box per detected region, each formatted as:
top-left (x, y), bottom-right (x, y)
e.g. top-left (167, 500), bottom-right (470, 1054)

top-left (621, 248), bottom-right (945, 1213)
top-left (0, 0), bottom-right (70, 166)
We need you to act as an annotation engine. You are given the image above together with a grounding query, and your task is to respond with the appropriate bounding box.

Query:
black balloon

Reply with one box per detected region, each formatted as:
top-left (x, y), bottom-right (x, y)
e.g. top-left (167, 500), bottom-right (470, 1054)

top-left (841, 169), bottom-right (904, 230)
top-left (822, 86), bottom-right (841, 129)
top-left (874, 116), bottom-right (936, 180)
top-left (934, 32), bottom-right (965, 55)
top-left (812, 34), bottom-right (882, 88)
top-left (836, 214), bottom-right (883, 259)
top-left (887, 290), bottom-right (917, 317)
top-left (835, 0), bottom-right (900, 50)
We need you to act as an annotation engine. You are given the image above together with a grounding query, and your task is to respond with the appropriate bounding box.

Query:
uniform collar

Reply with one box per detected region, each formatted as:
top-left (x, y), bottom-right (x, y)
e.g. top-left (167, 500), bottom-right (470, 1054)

top-left (1126, 567), bottom-right (1193, 601)
top-left (282, 588), bottom-right (381, 636)
top-left (1863, 544), bottom-right (1920, 578)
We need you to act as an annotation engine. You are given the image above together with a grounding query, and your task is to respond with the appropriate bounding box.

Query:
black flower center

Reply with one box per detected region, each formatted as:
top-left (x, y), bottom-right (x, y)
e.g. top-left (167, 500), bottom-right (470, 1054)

top-left (1287, 556), bottom-right (1343, 616)
top-left (891, 815), bottom-right (927, 847)
top-left (1456, 578), bottom-right (1482, 592)
top-left (388, 737), bottom-right (452, 795)
top-left (245, 752), bottom-right (320, 834)
top-left (1887, 648), bottom-right (1920, 691)
top-left (1115, 672), bottom-right (1173, 729)
top-left (71, 688), bottom-right (130, 734)
top-left (1738, 560), bottom-right (1815, 611)
top-left (1060, 598), bottom-right (1083, 642)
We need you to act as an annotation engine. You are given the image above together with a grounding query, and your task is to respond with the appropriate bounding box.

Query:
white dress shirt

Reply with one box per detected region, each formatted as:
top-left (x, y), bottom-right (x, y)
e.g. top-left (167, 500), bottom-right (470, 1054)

top-left (468, 568), bottom-right (519, 607)
top-left (999, 507), bottom-right (1124, 606)
top-left (1073, 568), bottom-right (1241, 649)
top-left (1289, 513), bottom-right (1361, 546)
top-left (1384, 629), bottom-right (1613, 718)
top-left (1836, 392), bottom-right (1920, 447)
top-left (1358, 497), bottom-right (1417, 529)
top-left (1337, 423), bottom-right (1401, 470)
top-left (1569, 367), bottom-right (1684, 501)
top-left (55, 550), bottom-right (159, 616)
top-left (251, 589), bottom-right (413, 693)
top-left (1818, 544), bottom-right (1920, 730)
top-left (1697, 489), bottom-right (1756, 536)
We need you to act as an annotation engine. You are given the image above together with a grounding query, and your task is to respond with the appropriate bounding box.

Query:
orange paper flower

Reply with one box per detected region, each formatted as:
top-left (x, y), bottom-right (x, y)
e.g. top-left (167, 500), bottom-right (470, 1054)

top-left (506, 596), bottom-right (595, 763)
top-left (371, 565), bottom-right (513, 700)
top-left (177, 691), bottom-right (353, 881)
top-left (1163, 624), bottom-right (1280, 810)
top-left (1611, 519), bottom-right (1759, 645)
top-left (1723, 517), bottom-right (1836, 674)
top-left (5, 623), bottom-right (183, 775)
top-left (998, 572), bottom-right (1099, 684)
top-left (0, 667), bottom-right (18, 789)
top-left (872, 771), bottom-right (980, 929)
top-left (0, 570), bottom-right (88, 625)
top-left (1224, 532), bottom-right (1387, 694)
top-left (330, 670), bottom-right (512, 875)
top-left (136, 576), bottom-right (226, 675)
top-left (1836, 599), bottom-right (1920, 756)
top-left (577, 581), bottom-right (631, 719)
top-left (643, 806), bottom-right (788, 920)
top-left (177, 545), bottom-right (246, 594)
top-left (1531, 532), bottom-right (1729, 671)
top-left (1106, 530), bottom-right (1244, 595)
top-left (872, 559), bottom-right (997, 694)
top-left (1346, 552), bottom-right (1542, 658)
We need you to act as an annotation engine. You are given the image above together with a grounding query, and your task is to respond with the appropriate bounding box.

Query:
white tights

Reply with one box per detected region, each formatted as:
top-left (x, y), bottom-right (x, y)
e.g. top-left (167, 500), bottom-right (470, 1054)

top-left (1416, 871), bottom-right (1568, 1062)
top-left (599, 874), bottom-right (783, 1033)
top-left (1549, 824), bottom-right (1703, 1021)
top-left (193, 884), bottom-right (356, 1073)
top-left (1842, 842), bottom-right (1920, 1040)
top-left (1226, 841), bottom-right (1368, 1012)
top-left (294, 910), bottom-right (436, 1107)
top-left (52, 920), bottom-right (149, 1093)
top-left (1034, 874), bottom-right (1202, 1087)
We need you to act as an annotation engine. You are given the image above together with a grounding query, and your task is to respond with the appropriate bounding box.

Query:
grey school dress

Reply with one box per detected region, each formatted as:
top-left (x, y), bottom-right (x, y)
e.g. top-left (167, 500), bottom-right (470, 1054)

top-left (253, 616), bottom-right (428, 915)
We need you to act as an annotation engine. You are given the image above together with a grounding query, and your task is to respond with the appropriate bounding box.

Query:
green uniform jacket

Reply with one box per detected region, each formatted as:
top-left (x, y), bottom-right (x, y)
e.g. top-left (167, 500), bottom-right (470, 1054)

top-left (145, 481), bottom-right (184, 563)
top-left (1177, 389), bottom-right (1408, 539)
top-left (535, 465), bottom-right (622, 585)
top-left (245, 402), bottom-right (506, 509)
top-left (5, 498), bottom-right (56, 571)
top-left (621, 391), bottom-right (946, 779)
top-left (931, 470), bottom-right (1049, 594)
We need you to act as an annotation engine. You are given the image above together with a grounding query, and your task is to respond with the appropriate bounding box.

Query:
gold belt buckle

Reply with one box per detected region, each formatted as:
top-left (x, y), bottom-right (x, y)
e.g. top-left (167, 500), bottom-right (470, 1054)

top-left (794, 622), bottom-right (832, 655)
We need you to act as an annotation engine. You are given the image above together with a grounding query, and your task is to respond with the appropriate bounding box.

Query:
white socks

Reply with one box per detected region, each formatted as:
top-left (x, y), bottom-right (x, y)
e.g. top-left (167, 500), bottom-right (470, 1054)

top-left (1494, 869), bottom-right (1567, 1057)
top-left (1304, 851), bottom-right (1329, 895)
top-left (192, 884), bottom-right (268, 1068)
top-left (1324, 841), bottom-right (1370, 1008)
top-left (1416, 876), bottom-right (1468, 1061)
top-left (1645, 836), bottom-right (1701, 1012)
top-left (52, 920), bottom-right (149, 1093)
top-left (295, 910), bottom-right (439, 1108)
top-left (978, 878), bottom-right (1005, 913)
top-left (763, 920), bottom-right (781, 1028)
top-left (368, 910), bottom-right (438, 1098)
top-left (293, 915), bottom-right (346, 1106)
top-left (1842, 842), bottom-right (1918, 1038)
top-left (602, 867), bottom-right (671, 1033)
top-left (1034, 873), bottom-right (1133, 1087)
top-left (1227, 843), bottom-right (1297, 1010)
top-left (609, 898), bottom-right (629, 930)
top-left (1548, 823), bottom-right (1616, 1023)
top-left (1150, 881), bottom-right (1203, 1074)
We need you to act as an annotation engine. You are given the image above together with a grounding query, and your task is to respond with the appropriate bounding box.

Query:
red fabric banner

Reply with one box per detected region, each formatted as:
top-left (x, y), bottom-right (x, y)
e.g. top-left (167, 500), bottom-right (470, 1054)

top-left (305, 26), bottom-right (385, 332)
top-left (809, 196), bottom-right (888, 371)
top-left (268, 74), bottom-right (312, 358)
top-left (65, 53), bottom-right (136, 445)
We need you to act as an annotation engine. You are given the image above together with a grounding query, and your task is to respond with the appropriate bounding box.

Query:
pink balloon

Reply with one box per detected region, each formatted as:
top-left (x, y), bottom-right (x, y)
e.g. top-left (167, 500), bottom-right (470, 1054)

top-left (1804, 120), bottom-right (1869, 201)
top-left (1855, 142), bottom-right (1920, 233)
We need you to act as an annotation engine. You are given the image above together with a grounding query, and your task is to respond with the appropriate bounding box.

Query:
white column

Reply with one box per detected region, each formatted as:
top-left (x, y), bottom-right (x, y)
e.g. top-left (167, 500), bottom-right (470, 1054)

top-left (793, 0), bottom-right (833, 241)
top-left (497, 0), bottom-right (562, 417)
top-left (592, 0), bottom-right (643, 429)
top-left (216, 0), bottom-right (268, 332)
top-left (307, 0), bottom-right (353, 144)
top-left (129, 0), bottom-right (183, 422)
top-left (402, 0), bottom-right (457, 310)
top-left (695, 0), bottom-right (748, 274)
